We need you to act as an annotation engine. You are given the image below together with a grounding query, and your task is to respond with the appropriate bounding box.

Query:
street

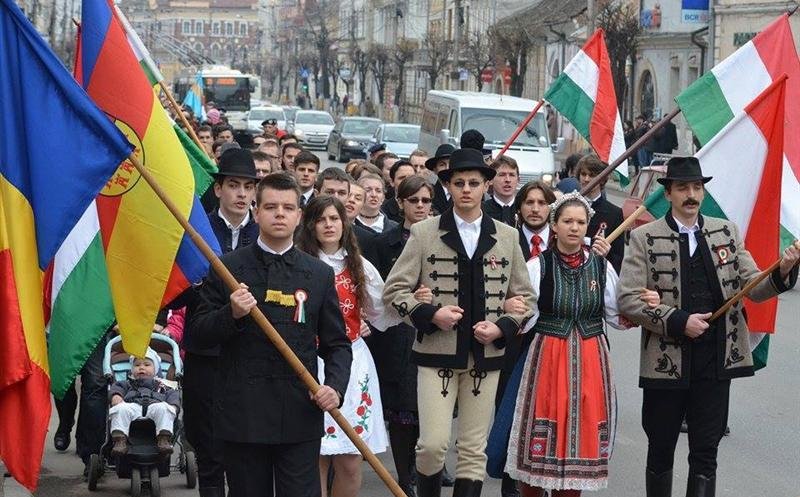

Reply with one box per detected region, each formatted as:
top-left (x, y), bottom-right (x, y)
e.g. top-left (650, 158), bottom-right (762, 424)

top-left (2, 181), bottom-right (799, 497)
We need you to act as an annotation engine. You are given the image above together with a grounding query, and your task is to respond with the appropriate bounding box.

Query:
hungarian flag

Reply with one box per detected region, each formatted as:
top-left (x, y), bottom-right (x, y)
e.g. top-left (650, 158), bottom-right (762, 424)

top-left (646, 77), bottom-right (787, 367)
top-left (0, 0), bottom-right (132, 489)
top-left (55, 0), bottom-right (220, 360)
top-left (544, 29), bottom-right (629, 184)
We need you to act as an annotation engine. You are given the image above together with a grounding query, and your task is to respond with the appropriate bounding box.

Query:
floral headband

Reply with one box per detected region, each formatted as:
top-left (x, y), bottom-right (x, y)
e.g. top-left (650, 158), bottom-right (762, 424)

top-left (548, 191), bottom-right (595, 224)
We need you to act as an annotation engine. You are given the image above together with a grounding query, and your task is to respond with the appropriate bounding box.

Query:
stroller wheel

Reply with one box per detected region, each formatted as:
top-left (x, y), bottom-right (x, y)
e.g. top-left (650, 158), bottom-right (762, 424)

top-left (149, 465), bottom-right (161, 497)
top-left (130, 467), bottom-right (142, 497)
top-left (185, 450), bottom-right (198, 489)
top-left (87, 454), bottom-right (102, 491)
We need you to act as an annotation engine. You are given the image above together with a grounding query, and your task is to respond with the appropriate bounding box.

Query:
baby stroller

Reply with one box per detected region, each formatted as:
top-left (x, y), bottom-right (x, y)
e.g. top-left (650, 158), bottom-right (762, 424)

top-left (87, 333), bottom-right (198, 497)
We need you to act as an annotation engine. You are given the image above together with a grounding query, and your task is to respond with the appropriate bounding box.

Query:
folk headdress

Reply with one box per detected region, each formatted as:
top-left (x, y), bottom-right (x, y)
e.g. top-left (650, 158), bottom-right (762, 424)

top-left (548, 191), bottom-right (595, 224)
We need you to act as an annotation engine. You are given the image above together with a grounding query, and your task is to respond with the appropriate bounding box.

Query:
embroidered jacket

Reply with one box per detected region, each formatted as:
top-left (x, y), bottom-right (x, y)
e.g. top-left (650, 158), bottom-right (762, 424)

top-left (618, 213), bottom-right (797, 388)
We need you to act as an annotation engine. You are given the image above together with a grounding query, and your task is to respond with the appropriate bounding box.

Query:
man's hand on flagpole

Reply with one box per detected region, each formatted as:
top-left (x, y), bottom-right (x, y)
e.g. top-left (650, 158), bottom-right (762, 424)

top-left (231, 283), bottom-right (257, 319)
top-left (779, 240), bottom-right (800, 279)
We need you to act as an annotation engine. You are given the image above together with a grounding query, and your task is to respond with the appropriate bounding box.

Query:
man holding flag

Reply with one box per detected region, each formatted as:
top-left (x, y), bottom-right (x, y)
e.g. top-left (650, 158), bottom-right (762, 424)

top-left (618, 153), bottom-right (799, 496)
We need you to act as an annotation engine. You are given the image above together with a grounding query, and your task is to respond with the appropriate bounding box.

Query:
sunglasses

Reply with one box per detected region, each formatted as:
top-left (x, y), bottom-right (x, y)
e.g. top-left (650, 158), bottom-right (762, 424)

top-left (403, 196), bottom-right (432, 205)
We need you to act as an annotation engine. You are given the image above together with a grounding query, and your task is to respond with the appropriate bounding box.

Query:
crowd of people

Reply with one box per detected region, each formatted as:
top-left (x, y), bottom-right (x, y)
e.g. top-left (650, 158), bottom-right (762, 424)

top-left (51, 109), bottom-right (800, 497)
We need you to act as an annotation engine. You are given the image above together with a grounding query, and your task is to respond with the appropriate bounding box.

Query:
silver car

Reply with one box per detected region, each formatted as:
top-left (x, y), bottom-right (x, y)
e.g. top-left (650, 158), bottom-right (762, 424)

top-left (246, 106), bottom-right (287, 135)
top-left (291, 110), bottom-right (335, 149)
top-left (370, 123), bottom-right (421, 159)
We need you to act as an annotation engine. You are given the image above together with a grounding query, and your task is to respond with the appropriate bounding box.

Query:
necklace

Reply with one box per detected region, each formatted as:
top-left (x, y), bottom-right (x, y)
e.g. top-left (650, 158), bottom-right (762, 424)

top-left (360, 213), bottom-right (380, 220)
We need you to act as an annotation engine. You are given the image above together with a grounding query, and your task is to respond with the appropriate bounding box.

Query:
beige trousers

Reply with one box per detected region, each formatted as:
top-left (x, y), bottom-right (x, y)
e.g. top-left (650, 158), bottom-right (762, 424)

top-left (416, 355), bottom-right (500, 481)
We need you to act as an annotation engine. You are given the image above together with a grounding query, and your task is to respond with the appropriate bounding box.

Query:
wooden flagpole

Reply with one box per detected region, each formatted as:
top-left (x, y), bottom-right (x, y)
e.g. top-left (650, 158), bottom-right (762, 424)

top-left (497, 100), bottom-right (546, 156)
top-left (125, 152), bottom-right (406, 497)
top-left (709, 256), bottom-right (798, 322)
top-left (604, 204), bottom-right (648, 244)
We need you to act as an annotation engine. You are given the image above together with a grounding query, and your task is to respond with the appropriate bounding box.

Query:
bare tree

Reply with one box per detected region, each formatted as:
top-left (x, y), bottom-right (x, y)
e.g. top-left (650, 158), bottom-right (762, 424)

top-left (352, 47), bottom-right (369, 104)
top-left (302, 0), bottom-right (338, 100)
top-left (464, 30), bottom-right (497, 92)
top-left (368, 43), bottom-right (394, 105)
top-left (393, 38), bottom-right (417, 120)
top-left (421, 30), bottom-right (452, 90)
top-left (491, 19), bottom-right (531, 97)
top-left (597, 2), bottom-right (641, 115)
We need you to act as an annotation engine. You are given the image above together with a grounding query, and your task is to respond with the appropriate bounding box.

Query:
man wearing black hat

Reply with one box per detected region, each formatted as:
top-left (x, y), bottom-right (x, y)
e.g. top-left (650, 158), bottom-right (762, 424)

top-left (368, 142), bottom-right (387, 163)
top-left (425, 144), bottom-right (455, 215)
top-left (182, 148), bottom-right (261, 497)
top-left (384, 148), bottom-right (534, 497)
top-left (460, 129), bottom-right (493, 161)
top-left (262, 117), bottom-right (287, 139)
top-left (618, 156), bottom-right (800, 497)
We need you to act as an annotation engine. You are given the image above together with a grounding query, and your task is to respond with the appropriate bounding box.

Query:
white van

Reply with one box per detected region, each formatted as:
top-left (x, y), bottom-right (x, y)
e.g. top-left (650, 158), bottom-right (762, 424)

top-left (419, 91), bottom-right (560, 185)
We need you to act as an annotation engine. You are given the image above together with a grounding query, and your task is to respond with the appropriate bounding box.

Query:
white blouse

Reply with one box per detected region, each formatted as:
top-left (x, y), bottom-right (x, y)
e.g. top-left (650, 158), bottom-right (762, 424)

top-left (318, 248), bottom-right (402, 331)
top-left (522, 249), bottom-right (626, 334)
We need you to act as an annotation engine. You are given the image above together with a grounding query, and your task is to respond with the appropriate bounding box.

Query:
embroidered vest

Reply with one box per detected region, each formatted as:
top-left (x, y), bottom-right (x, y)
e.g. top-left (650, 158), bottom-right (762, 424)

top-left (533, 250), bottom-right (606, 339)
top-left (335, 268), bottom-right (362, 342)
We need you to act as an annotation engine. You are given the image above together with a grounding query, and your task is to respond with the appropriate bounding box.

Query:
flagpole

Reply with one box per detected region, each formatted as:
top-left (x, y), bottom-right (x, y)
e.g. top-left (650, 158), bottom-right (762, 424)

top-left (497, 99), bottom-right (546, 156)
top-left (604, 204), bottom-right (648, 244)
top-left (709, 256), bottom-right (798, 322)
top-left (580, 107), bottom-right (682, 196)
top-left (158, 80), bottom-right (209, 154)
top-left (124, 152), bottom-right (406, 497)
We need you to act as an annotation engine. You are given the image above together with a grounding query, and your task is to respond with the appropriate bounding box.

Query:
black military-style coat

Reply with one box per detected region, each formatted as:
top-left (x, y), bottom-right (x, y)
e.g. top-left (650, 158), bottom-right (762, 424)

top-left (432, 181), bottom-right (451, 216)
top-left (482, 197), bottom-right (516, 227)
top-left (589, 195), bottom-right (624, 273)
top-left (191, 243), bottom-right (352, 445)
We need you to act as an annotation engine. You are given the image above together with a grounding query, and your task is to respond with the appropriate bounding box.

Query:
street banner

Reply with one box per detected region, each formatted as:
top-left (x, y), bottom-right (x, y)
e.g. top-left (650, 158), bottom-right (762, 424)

top-left (544, 29), bottom-right (629, 185)
top-left (0, 0), bottom-right (132, 489)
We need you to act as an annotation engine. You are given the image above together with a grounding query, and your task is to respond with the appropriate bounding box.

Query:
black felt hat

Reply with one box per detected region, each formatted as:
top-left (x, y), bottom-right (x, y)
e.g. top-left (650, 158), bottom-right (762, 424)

top-left (424, 143), bottom-right (456, 170)
top-left (657, 156), bottom-right (712, 185)
top-left (460, 128), bottom-right (492, 156)
top-left (438, 148), bottom-right (496, 182)
top-left (213, 149), bottom-right (260, 180)
top-left (368, 142), bottom-right (387, 154)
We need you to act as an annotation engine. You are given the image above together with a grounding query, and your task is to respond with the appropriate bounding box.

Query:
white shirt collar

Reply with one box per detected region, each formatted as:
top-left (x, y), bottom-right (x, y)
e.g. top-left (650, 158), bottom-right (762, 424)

top-left (257, 236), bottom-right (293, 255)
top-left (522, 224), bottom-right (549, 245)
top-left (319, 247), bottom-right (347, 264)
top-left (492, 194), bottom-right (514, 208)
top-left (302, 189), bottom-right (314, 201)
top-left (453, 211), bottom-right (482, 232)
top-left (674, 217), bottom-right (700, 233)
top-left (218, 209), bottom-right (250, 231)
top-left (358, 213), bottom-right (385, 232)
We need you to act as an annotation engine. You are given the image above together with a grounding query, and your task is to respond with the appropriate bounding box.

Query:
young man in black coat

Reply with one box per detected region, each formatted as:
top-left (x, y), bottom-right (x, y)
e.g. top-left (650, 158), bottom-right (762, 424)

top-left (577, 155), bottom-right (625, 273)
top-left (482, 155), bottom-right (520, 226)
top-left (191, 173), bottom-right (352, 497)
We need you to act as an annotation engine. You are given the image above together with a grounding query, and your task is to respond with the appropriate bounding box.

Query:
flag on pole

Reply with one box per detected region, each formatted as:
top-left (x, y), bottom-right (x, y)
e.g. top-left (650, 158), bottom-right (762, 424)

top-left (72, 0), bottom-right (220, 357)
top-left (544, 29), bottom-right (629, 184)
top-left (183, 74), bottom-right (206, 121)
top-left (646, 77), bottom-right (788, 368)
top-left (675, 14), bottom-right (800, 250)
top-left (0, 0), bottom-right (132, 488)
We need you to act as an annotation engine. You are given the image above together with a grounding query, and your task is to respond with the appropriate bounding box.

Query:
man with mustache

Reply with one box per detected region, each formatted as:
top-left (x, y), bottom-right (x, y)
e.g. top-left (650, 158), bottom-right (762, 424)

top-left (618, 157), bottom-right (800, 497)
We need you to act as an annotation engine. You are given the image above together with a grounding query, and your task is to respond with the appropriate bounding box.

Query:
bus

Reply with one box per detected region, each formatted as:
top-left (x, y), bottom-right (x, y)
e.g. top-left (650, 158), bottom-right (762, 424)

top-left (173, 65), bottom-right (262, 129)
top-left (419, 90), bottom-right (558, 185)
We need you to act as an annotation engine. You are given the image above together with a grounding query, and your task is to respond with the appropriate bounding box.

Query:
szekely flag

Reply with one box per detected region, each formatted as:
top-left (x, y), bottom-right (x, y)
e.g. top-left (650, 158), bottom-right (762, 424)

top-left (675, 14), bottom-right (800, 249)
top-left (544, 29), bottom-right (629, 183)
top-left (646, 77), bottom-right (787, 350)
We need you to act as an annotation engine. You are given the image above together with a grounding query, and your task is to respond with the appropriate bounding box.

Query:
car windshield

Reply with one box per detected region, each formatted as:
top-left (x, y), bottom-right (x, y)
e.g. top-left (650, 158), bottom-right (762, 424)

top-left (461, 108), bottom-right (549, 147)
top-left (283, 108), bottom-right (298, 121)
top-left (343, 120), bottom-right (380, 134)
top-left (295, 112), bottom-right (334, 125)
top-left (203, 77), bottom-right (250, 112)
top-left (384, 125), bottom-right (420, 143)
top-left (249, 109), bottom-right (284, 121)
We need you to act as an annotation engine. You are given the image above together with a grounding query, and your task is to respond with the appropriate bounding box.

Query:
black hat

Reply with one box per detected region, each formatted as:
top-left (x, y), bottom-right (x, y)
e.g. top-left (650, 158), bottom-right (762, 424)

top-left (424, 143), bottom-right (456, 170)
top-left (261, 118), bottom-right (277, 126)
top-left (460, 129), bottom-right (492, 156)
top-left (214, 149), bottom-right (260, 180)
top-left (657, 156), bottom-right (712, 185)
top-left (438, 148), bottom-right (496, 182)
top-left (368, 142), bottom-right (386, 154)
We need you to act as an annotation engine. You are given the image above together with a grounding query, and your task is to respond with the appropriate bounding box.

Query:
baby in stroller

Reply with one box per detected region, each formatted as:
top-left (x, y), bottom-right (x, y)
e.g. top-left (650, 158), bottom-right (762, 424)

top-left (109, 347), bottom-right (180, 457)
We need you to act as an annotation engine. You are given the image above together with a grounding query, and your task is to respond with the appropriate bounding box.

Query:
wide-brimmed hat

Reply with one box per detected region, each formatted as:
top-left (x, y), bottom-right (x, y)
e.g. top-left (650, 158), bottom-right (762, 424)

top-left (368, 142), bottom-right (386, 154)
top-left (657, 156), bottom-right (712, 185)
top-left (438, 148), bottom-right (496, 182)
top-left (424, 144), bottom-right (456, 170)
top-left (460, 129), bottom-right (492, 156)
top-left (213, 149), bottom-right (260, 180)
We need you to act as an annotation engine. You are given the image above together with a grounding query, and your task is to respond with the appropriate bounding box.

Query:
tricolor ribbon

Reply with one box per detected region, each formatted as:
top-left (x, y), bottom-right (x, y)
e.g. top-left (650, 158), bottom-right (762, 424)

top-left (294, 289), bottom-right (308, 323)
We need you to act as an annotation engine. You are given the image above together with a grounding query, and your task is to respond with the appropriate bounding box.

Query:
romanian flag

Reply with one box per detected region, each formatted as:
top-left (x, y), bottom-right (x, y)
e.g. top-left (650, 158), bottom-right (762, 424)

top-left (0, 0), bottom-right (132, 489)
top-left (77, 0), bottom-right (220, 356)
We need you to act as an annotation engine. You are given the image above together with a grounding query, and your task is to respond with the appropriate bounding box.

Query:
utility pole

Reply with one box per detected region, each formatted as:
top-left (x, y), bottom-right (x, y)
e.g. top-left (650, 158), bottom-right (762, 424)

top-left (453, 0), bottom-right (461, 89)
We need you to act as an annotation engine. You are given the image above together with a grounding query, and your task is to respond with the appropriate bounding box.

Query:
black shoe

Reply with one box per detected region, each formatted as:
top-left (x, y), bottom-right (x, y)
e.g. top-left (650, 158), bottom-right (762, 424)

top-left (198, 487), bottom-right (224, 497)
top-left (54, 431), bottom-right (71, 452)
top-left (400, 482), bottom-right (417, 497)
top-left (416, 469), bottom-right (443, 497)
top-left (501, 473), bottom-right (520, 497)
top-left (685, 474), bottom-right (715, 497)
top-left (453, 478), bottom-right (483, 497)
top-left (441, 464), bottom-right (455, 487)
top-left (646, 468), bottom-right (673, 497)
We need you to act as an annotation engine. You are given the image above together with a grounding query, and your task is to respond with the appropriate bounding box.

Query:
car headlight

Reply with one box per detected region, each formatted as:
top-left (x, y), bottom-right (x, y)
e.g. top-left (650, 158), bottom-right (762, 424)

top-left (542, 173), bottom-right (554, 185)
top-left (344, 140), bottom-right (359, 147)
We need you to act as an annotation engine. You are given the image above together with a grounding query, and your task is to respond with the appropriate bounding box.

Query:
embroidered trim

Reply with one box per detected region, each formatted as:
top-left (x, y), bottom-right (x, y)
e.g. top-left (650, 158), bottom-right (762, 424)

top-left (427, 254), bottom-right (459, 265)
top-left (469, 368), bottom-right (488, 396)
top-left (647, 249), bottom-right (677, 263)
top-left (437, 368), bottom-right (454, 397)
top-left (650, 267), bottom-right (678, 281)
top-left (429, 270), bottom-right (459, 281)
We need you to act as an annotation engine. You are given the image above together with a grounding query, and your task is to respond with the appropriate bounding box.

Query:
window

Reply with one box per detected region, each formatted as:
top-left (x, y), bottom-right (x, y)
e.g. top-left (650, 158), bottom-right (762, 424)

top-left (226, 23), bottom-right (233, 36)
top-left (182, 21), bottom-right (190, 34)
top-left (211, 43), bottom-right (220, 58)
top-left (212, 22), bottom-right (220, 35)
top-left (639, 70), bottom-right (655, 119)
top-left (239, 23), bottom-right (247, 36)
top-left (195, 21), bottom-right (203, 35)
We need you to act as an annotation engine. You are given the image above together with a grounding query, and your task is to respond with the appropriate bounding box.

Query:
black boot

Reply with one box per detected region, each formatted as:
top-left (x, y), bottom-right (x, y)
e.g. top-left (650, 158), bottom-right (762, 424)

top-left (416, 469), bottom-right (443, 497)
top-left (198, 487), bottom-right (224, 497)
top-left (501, 473), bottom-right (520, 497)
top-left (441, 464), bottom-right (455, 487)
top-left (453, 478), bottom-right (483, 497)
top-left (685, 474), bottom-right (715, 497)
top-left (646, 469), bottom-right (673, 497)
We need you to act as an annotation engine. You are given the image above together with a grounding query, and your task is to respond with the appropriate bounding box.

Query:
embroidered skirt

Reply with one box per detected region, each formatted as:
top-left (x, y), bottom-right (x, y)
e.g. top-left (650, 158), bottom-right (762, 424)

top-left (317, 337), bottom-right (388, 455)
top-left (505, 329), bottom-right (616, 491)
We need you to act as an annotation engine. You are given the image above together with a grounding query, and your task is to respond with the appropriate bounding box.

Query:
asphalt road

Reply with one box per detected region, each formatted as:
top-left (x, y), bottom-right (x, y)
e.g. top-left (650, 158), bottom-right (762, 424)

top-left (3, 165), bottom-right (799, 497)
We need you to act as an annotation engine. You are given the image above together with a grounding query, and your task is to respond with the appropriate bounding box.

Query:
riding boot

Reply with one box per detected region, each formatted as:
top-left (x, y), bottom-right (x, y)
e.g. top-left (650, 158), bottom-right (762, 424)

top-left (518, 484), bottom-right (545, 497)
top-left (452, 478), bottom-right (483, 497)
top-left (441, 464), bottom-right (455, 487)
top-left (501, 473), bottom-right (521, 497)
top-left (646, 468), bottom-right (673, 497)
top-left (685, 474), bottom-right (715, 497)
top-left (416, 469), bottom-right (443, 497)
top-left (198, 487), bottom-right (224, 497)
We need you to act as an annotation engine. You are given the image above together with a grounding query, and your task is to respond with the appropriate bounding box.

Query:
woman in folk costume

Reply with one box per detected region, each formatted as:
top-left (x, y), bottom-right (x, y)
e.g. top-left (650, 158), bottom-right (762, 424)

top-left (501, 192), bottom-right (659, 496)
top-left (296, 195), bottom-right (400, 497)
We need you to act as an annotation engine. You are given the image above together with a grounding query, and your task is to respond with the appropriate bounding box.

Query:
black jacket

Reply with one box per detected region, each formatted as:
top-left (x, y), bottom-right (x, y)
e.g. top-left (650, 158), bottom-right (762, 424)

top-left (207, 210), bottom-right (260, 254)
top-left (589, 196), bottom-right (624, 273)
top-left (191, 243), bottom-right (352, 444)
top-left (381, 197), bottom-right (404, 224)
top-left (354, 215), bottom-right (399, 236)
top-left (482, 198), bottom-right (516, 226)
top-left (432, 181), bottom-right (451, 216)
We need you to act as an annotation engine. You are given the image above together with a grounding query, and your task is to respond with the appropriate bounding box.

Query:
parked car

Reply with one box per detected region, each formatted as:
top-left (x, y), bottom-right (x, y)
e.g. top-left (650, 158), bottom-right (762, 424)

top-left (369, 123), bottom-right (421, 159)
top-left (327, 117), bottom-right (382, 162)
top-left (621, 162), bottom-right (668, 241)
top-left (245, 106), bottom-right (287, 135)
top-left (291, 110), bottom-right (335, 148)
top-left (282, 105), bottom-right (301, 126)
